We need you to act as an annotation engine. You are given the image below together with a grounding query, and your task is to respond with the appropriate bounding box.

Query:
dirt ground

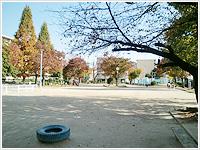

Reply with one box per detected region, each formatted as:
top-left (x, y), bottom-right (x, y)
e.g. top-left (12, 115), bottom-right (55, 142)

top-left (2, 85), bottom-right (198, 148)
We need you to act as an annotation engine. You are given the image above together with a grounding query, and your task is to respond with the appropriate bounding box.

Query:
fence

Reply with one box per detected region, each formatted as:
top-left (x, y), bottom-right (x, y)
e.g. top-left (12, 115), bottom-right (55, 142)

top-left (134, 77), bottom-right (169, 85)
top-left (2, 84), bottom-right (38, 95)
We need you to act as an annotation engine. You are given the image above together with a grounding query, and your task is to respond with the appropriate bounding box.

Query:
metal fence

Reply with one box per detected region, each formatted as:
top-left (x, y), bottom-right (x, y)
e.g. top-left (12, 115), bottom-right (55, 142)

top-left (135, 77), bottom-right (169, 85)
top-left (2, 84), bottom-right (38, 95)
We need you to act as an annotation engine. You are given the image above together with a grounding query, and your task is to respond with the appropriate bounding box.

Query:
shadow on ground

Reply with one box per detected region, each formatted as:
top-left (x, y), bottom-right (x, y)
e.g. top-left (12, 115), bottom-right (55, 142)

top-left (2, 95), bottom-right (197, 148)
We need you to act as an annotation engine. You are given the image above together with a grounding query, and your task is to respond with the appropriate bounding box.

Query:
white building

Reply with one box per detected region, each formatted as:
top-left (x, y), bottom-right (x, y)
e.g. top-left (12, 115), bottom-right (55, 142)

top-left (2, 35), bottom-right (13, 45)
top-left (137, 59), bottom-right (156, 78)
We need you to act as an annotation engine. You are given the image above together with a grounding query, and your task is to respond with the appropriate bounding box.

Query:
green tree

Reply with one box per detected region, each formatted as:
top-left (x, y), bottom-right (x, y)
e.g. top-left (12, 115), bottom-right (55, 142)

top-left (128, 69), bottom-right (141, 84)
top-left (2, 39), bottom-right (18, 78)
top-left (10, 6), bottom-right (37, 82)
top-left (145, 74), bottom-right (151, 78)
top-left (37, 22), bottom-right (53, 49)
top-left (100, 56), bottom-right (132, 86)
top-left (168, 67), bottom-right (189, 87)
top-left (2, 47), bottom-right (10, 78)
top-left (165, 3), bottom-right (197, 67)
top-left (164, 2), bottom-right (197, 90)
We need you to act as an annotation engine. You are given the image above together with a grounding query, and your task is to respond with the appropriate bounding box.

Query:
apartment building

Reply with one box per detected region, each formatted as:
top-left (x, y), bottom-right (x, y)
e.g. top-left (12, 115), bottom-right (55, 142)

top-left (136, 59), bottom-right (156, 78)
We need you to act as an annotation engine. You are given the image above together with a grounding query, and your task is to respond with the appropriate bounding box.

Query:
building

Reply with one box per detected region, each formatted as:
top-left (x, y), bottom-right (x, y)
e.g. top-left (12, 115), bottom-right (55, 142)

top-left (135, 59), bottom-right (170, 85)
top-left (136, 59), bottom-right (156, 78)
top-left (95, 57), bottom-right (106, 83)
top-left (2, 35), bottom-right (13, 45)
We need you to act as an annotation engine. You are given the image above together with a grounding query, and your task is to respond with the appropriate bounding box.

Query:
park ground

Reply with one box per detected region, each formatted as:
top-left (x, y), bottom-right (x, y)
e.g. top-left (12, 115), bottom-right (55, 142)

top-left (2, 85), bottom-right (198, 148)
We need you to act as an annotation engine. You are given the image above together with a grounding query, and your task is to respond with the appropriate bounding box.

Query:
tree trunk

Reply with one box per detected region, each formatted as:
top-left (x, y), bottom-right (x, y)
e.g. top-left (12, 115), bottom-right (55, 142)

top-left (174, 77), bottom-right (176, 84)
top-left (22, 76), bottom-right (26, 83)
top-left (185, 78), bottom-right (188, 88)
top-left (193, 74), bottom-right (198, 103)
top-left (181, 78), bottom-right (185, 88)
top-left (115, 77), bottom-right (118, 86)
top-left (42, 75), bottom-right (44, 86)
top-left (35, 74), bottom-right (38, 84)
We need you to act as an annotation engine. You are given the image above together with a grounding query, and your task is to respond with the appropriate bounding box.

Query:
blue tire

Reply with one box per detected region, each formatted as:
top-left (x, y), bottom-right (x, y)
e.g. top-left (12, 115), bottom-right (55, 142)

top-left (36, 125), bottom-right (70, 143)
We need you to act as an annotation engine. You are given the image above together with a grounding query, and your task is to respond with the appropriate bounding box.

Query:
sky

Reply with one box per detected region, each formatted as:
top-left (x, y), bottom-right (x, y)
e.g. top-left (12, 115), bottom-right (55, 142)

top-left (2, 2), bottom-right (161, 66)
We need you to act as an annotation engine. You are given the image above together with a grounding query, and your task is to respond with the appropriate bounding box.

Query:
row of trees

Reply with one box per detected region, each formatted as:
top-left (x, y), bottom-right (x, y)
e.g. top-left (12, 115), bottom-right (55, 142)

top-left (64, 55), bottom-right (190, 87)
top-left (62, 55), bottom-right (142, 86)
top-left (3, 6), bottom-right (64, 85)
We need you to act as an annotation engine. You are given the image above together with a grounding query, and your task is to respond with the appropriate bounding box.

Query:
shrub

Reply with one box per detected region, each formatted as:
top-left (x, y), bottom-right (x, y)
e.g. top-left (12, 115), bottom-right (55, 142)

top-left (176, 82), bottom-right (182, 87)
top-left (151, 81), bottom-right (157, 85)
top-left (107, 78), bottom-right (113, 84)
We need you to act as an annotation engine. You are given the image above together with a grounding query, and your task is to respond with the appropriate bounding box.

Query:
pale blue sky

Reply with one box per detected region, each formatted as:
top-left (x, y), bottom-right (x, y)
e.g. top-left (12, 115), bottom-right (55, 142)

top-left (2, 2), bottom-right (160, 66)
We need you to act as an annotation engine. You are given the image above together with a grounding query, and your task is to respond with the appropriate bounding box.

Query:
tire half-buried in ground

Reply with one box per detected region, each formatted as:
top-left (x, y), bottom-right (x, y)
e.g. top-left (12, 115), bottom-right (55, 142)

top-left (36, 125), bottom-right (70, 143)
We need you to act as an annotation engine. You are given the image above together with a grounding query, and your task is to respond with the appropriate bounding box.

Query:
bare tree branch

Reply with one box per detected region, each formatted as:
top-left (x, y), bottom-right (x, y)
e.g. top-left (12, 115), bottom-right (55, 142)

top-left (112, 47), bottom-right (170, 58)
top-left (135, 2), bottom-right (158, 22)
top-left (155, 42), bottom-right (174, 53)
top-left (106, 2), bottom-right (132, 43)
top-left (112, 45), bottom-right (196, 75)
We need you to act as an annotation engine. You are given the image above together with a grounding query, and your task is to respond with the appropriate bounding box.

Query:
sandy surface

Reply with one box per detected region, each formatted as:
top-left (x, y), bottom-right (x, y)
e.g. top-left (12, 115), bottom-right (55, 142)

top-left (2, 85), bottom-right (198, 148)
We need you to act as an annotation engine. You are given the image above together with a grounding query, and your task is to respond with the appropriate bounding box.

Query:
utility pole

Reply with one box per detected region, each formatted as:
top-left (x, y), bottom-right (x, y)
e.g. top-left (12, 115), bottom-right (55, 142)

top-left (116, 67), bottom-right (119, 86)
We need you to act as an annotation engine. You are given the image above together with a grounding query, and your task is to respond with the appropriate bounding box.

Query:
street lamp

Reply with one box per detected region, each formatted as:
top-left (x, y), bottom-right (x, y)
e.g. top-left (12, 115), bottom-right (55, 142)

top-left (116, 67), bottom-right (119, 86)
top-left (39, 49), bottom-right (43, 88)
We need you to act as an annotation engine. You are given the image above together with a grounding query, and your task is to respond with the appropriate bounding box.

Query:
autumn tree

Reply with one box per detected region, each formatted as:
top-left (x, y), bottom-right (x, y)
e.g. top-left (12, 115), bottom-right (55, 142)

top-left (100, 56), bottom-right (132, 86)
top-left (168, 67), bottom-right (189, 87)
top-left (157, 58), bottom-right (189, 87)
top-left (63, 57), bottom-right (89, 82)
top-left (9, 6), bottom-right (37, 82)
top-left (56, 2), bottom-right (198, 102)
top-left (35, 22), bottom-right (64, 85)
top-left (128, 69), bottom-right (141, 84)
